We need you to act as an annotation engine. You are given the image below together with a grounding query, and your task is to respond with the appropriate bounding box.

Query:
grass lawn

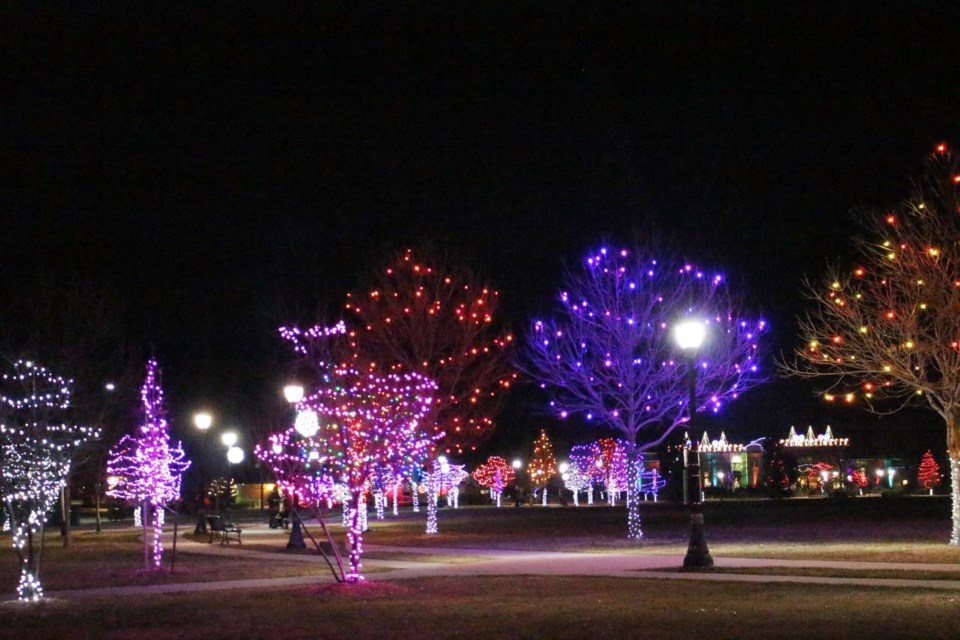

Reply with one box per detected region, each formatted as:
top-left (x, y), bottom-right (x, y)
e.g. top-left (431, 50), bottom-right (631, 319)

top-left (1, 575), bottom-right (958, 640)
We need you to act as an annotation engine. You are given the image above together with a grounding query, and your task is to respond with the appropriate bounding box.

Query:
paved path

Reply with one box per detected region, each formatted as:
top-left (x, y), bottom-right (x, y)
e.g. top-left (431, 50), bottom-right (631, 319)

top-left (27, 524), bottom-right (960, 601)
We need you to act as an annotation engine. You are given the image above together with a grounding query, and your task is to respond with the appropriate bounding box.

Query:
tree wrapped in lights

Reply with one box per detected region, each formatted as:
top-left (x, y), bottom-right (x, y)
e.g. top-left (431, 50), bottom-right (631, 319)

top-left (528, 430), bottom-right (557, 505)
top-left (850, 469), bottom-right (869, 495)
top-left (562, 459), bottom-right (590, 506)
top-left (570, 442), bottom-right (603, 504)
top-left (521, 245), bottom-right (768, 538)
top-left (344, 248), bottom-right (515, 457)
top-left (596, 437), bottom-right (628, 505)
top-left (0, 360), bottom-right (99, 601)
top-left (106, 360), bottom-right (190, 569)
top-left (473, 456), bottom-right (515, 507)
top-left (782, 145), bottom-right (960, 542)
top-left (918, 450), bottom-right (941, 495)
top-left (279, 322), bottom-right (439, 582)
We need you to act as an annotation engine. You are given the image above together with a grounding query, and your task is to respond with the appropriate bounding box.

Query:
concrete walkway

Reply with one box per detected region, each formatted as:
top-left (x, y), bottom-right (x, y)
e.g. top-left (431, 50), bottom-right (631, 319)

top-left (31, 524), bottom-right (960, 600)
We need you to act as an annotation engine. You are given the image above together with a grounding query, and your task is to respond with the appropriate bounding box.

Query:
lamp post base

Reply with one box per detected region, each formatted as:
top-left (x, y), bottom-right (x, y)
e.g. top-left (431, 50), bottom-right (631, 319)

top-left (683, 511), bottom-right (713, 568)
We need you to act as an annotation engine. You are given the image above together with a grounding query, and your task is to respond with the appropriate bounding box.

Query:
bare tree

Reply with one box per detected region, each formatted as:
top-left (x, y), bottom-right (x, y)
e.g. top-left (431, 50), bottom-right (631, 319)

top-left (520, 244), bottom-right (768, 538)
top-left (344, 248), bottom-right (515, 456)
top-left (781, 145), bottom-right (960, 542)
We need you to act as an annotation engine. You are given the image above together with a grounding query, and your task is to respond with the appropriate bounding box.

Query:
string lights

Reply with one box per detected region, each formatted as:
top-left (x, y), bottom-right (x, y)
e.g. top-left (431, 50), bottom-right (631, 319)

top-left (528, 430), bottom-right (557, 505)
top-left (106, 360), bottom-right (190, 569)
top-left (473, 456), bottom-right (515, 507)
top-left (520, 244), bottom-right (768, 538)
top-left (0, 360), bottom-right (99, 601)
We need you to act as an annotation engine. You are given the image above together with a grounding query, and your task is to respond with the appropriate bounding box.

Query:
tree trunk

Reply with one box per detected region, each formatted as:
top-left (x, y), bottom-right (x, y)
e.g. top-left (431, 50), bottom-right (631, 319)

top-left (95, 462), bottom-right (103, 533)
top-left (625, 447), bottom-right (643, 540)
top-left (346, 489), bottom-right (364, 582)
top-left (426, 477), bottom-right (438, 534)
top-left (948, 409), bottom-right (960, 545)
top-left (60, 484), bottom-right (71, 548)
top-left (142, 500), bottom-right (151, 569)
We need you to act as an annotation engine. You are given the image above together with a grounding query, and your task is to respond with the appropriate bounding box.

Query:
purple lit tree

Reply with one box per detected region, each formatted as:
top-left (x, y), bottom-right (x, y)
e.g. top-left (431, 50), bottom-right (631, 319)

top-left (0, 360), bottom-right (99, 601)
top-left (106, 360), bottom-right (190, 569)
top-left (521, 245), bottom-right (768, 538)
top-left (278, 323), bottom-right (440, 582)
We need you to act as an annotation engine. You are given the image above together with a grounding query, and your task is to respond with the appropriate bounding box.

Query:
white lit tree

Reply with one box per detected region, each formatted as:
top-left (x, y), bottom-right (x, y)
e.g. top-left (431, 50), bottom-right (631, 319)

top-left (782, 145), bottom-right (960, 543)
top-left (521, 244), bottom-right (768, 538)
top-left (0, 360), bottom-right (98, 601)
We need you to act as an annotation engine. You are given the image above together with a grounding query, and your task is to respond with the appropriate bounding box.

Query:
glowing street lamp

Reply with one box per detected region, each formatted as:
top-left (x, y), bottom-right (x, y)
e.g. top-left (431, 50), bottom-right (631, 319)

top-left (194, 412), bottom-right (213, 431)
top-left (283, 384), bottom-right (305, 404)
top-left (226, 446), bottom-right (245, 464)
top-left (221, 431), bottom-right (238, 448)
top-left (675, 318), bottom-right (713, 568)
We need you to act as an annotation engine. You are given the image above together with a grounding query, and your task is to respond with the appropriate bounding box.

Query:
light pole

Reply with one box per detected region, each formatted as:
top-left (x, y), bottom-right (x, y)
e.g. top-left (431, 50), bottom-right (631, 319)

top-left (675, 319), bottom-right (713, 568)
top-left (283, 384), bottom-right (307, 549)
top-left (192, 412), bottom-right (215, 534)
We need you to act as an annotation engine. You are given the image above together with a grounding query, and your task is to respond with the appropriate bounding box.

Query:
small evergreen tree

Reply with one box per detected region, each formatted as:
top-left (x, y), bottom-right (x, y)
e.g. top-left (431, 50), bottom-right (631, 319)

top-left (528, 429), bottom-right (557, 505)
top-left (763, 438), bottom-right (794, 498)
top-left (918, 450), bottom-right (942, 495)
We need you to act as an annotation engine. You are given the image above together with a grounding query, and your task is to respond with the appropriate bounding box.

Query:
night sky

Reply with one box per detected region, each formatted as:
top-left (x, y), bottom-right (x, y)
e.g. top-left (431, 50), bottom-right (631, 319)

top-left (4, 4), bottom-right (959, 466)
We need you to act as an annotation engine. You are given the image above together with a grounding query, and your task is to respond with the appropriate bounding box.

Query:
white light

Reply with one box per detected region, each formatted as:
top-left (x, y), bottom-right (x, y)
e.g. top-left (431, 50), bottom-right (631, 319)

top-left (294, 410), bottom-right (320, 437)
top-left (104, 382), bottom-right (116, 392)
top-left (558, 462), bottom-right (569, 474)
top-left (221, 431), bottom-right (238, 447)
top-left (226, 446), bottom-right (244, 464)
top-left (512, 459), bottom-right (522, 469)
top-left (440, 463), bottom-right (450, 474)
top-left (438, 455), bottom-right (448, 465)
top-left (272, 443), bottom-right (283, 454)
top-left (194, 412), bottom-right (213, 431)
top-left (674, 320), bottom-right (706, 351)
top-left (308, 450), bottom-right (320, 460)
top-left (283, 384), bottom-right (304, 404)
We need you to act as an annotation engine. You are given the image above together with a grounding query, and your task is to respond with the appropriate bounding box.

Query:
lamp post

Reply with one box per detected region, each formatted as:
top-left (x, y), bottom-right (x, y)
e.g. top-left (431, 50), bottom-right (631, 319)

top-left (675, 319), bottom-right (713, 568)
top-left (193, 412), bottom-right (214, 535)
top-left (512, 459), bottom-right (523, 507)
top-left (283, 384), bottom-right (307, 549)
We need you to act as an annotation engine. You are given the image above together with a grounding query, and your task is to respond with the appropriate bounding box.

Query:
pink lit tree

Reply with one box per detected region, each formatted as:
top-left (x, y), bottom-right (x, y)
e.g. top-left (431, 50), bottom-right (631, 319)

top-left (0, 360), bottom-right (99, 601)
top-left (521, 245), bottom-right (768, 538)
top-left (106, 360), bottom-right (190, 569)
top-left (782, 145), bottom-right (960, 542)
top-left (278, 323), bottom-right (439, 582)
top-left (473, 456), bottom-right (515, 507)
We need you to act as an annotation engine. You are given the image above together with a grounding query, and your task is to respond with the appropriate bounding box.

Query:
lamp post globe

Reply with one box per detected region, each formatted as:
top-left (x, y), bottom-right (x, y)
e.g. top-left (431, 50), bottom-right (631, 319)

top-left (194, 412), bottom-right (213, 431)
top-left (283, 384), bottom-right (305, 404)
top-left (675, 318), bottom-right (713, 568)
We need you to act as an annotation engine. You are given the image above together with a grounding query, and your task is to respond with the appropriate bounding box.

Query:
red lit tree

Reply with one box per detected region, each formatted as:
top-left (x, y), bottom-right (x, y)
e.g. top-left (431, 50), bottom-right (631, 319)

top-left (527, 430), bottom-right (557, 505)
top-left (783, 145), bottom-right (960, 543)
top-left (918, 450), bottom-right (941, 495)
top-left (850, 469), bottom-right (869, 495)
top-left (473, 456), bottom-right (515, 507)
top-left (805, 462), bottom-right (834, 493)
top-left (521, 244), bottom-right (768, 538)
top-left (344, 248), bottom-right (515, 456)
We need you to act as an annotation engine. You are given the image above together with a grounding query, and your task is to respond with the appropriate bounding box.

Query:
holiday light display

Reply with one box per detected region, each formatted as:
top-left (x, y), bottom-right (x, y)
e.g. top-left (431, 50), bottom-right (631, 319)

top-left (0, 360), bottom-right (99, 601)
top-left (106, 360), bottom-right (190, 569)
top-left (781, 426), bottom-right (849, 448)
top-left (521, 244), bottom-right (767, 538)
top-left (638, 468), bottom-right (666, 501)
top-left (850, 469), bottom-right (868, 495)
top-left (277, 323), bottom-right (440, 581)
top-left (783, 145), bottom-right (960, 542)
top-left (528, 430), bottom-right (557, 505)
top-left (918, 450), bottom-right (942, 495)
top-left (344, 248), bottom-right (515, 456)
top-left (596, 438), bottom-right (628, 505)
top-left (569, 442), bottom-right (604, 504)
top-left (562, 459), bottom-right (590, 506)
top-left (473, 456), bottom-right (516, 507)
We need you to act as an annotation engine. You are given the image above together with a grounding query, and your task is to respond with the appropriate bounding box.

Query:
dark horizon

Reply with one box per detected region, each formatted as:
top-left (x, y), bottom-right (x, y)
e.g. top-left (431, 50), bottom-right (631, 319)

top-left (2, 4), bottom-right (956, 466)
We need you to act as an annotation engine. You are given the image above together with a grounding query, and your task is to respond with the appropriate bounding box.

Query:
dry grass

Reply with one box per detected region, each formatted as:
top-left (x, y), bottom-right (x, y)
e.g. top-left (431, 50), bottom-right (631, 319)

top-left (2, 576), bottom-right (959, 640)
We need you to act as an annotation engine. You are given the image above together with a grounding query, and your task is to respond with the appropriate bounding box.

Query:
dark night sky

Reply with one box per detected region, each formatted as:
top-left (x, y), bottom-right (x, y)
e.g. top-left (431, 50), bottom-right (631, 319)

top-left (3, 4), bottom-right (959, 464)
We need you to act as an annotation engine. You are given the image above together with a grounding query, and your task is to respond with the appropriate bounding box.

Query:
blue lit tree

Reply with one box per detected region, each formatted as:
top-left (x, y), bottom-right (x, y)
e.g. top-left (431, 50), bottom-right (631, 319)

top-left (521, 245), bottom-right (768, 539)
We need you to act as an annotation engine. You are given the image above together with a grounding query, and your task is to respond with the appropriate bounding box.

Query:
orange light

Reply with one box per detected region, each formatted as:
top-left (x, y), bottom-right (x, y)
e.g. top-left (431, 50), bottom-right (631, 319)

top-left (885, 311), bottom-right (895, 320)
top-left (832, 336), bottom-right (842, 344)
top-left (886, 215), bottom-right (896, 224)
top-left (954, 175), bottom-right (960, 184)
top-left (937, 143), bottom-right (948, 153)
top-left (854, 267), bottom-right (865, 277)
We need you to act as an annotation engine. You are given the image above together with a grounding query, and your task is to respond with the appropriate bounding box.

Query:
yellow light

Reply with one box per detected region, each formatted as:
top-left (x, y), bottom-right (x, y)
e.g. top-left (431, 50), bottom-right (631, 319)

top-left (917, 389), bottom-right (923, 395)
top-left (808, 340), bottom-right (819, 349)
top-left (887, 252), bottom-right (896, 260)
top-left (859, 326), bottom-right (868, 334)
top-left (831, 281), bottom-right (841, 290)
top-left (904, 341), bottom-right (914, 349)
top-left (920, 303), bottom-right (928, 310)
top-left (844, 393), bottom-right (855, 403)
top-left (824, 394), bottom-right (835, 402)
top-left (928, 248), bottom-right (940, 257)
top-left (883, 365), bottom-right (892, 372)
top-left (883, 240), bottom-right (891, 247)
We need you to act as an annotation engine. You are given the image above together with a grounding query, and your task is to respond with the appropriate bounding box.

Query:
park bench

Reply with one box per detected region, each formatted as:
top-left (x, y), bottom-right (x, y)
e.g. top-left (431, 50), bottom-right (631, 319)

top-left (206, 515), bottom-right (242, 545)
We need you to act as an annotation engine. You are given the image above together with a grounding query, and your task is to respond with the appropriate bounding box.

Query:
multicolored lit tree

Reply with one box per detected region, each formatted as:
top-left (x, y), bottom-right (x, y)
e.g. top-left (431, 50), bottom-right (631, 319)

top-left (0, 360), bottom-right (99, 601)
top-left (805, 462), bottom-right (834, 494)
top-left (782, 145), bottom-right (960, 542)
top-left (528, 429), bottom-right (557, 505)
top-left (106, 360), bottom-right (190, 569)
top-left (522, 245), bottom-right (768, 538)
top-left (344, 248), bottom-right (515, 457)
top-left (596, 437), bottom-right (628, 505)
top-left (562, 459), bottom-right (591, 506)
top-left (473, 456), bottom-right (516, 507)
top-left (278, 322), bottom-right (439, 581)
top-left (918, 450), bottom-right (942, 495)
